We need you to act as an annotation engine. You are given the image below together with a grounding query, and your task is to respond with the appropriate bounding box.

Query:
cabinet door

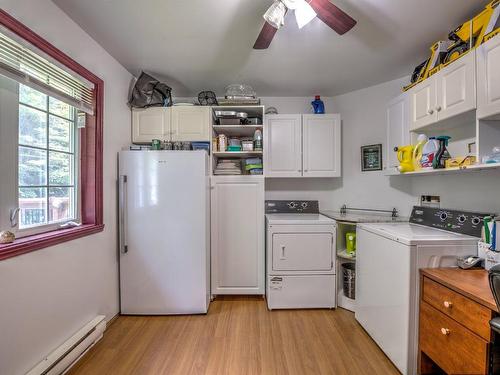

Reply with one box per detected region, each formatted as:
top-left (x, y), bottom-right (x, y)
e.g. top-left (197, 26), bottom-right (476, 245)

top-left (436, 50), bottom-right (476, 121)
top-left (410, 77), bottom-right (437, 130)
top-left (211, 177), bottom-right (264, 295)
top-left (302, 114), bottom-right (341, 177)
top-left (264, 114), bottom-right (302, 177)
top-left (386, 94), bottom-right (410, 168)
top-left (132, 107), bottom-right (170, 143)
top-left (171, 106), bottom-right (210, 141)
top-left (477, 34), bottom-right (500, 119)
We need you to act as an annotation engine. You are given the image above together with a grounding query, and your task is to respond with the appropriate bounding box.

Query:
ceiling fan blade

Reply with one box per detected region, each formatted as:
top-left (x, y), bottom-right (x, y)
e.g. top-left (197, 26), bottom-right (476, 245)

top-left (253, 22), bottom-right (279, 49)
top-left (309, 0), bottom-right (356, 35)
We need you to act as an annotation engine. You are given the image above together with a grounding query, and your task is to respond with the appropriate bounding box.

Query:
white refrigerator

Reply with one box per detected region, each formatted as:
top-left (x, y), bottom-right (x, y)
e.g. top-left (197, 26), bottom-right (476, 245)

top-left (118, 151), bottom-right (210, 314)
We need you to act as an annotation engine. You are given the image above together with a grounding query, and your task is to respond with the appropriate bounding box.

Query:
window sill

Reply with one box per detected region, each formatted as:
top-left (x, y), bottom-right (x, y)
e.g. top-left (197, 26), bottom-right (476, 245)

top-left (0, 223), bottom-right (104, 261)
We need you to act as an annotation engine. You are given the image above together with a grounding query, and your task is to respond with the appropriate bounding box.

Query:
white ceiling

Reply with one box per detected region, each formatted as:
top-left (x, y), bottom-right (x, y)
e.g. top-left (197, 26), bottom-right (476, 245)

top-left (53, 0), bottom-right (488, 97)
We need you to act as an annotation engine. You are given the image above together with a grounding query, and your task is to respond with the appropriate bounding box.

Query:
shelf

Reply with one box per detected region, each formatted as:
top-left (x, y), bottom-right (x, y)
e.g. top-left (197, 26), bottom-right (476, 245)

top-left (213, 125), bottom-right (262, 137)
top-left (385, 162), bottom-right (500, 176)
top-left (212, 105), bottom-right (264, 118)
top-left (337, 250), bottom-right (356, 261)
top-left (213, 151), bottom-right (263, 158)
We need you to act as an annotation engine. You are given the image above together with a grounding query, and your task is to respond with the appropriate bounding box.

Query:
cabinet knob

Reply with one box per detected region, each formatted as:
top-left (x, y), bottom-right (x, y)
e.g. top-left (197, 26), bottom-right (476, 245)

top-left (436, 106), bottom-right (442, 112)
top-left (427, 109), bottom-right (434, 115)
top-left (443, 301), bottom-right (452, 308)
top-left (440, 328), bottom-right (450, 335)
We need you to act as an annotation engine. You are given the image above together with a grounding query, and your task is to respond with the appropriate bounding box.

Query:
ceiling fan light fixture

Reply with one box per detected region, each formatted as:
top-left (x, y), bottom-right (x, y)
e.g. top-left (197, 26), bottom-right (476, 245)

top-left (263, 0), bottom-right (287, 29)
top-left (295, 0), bottom-right (317, 29)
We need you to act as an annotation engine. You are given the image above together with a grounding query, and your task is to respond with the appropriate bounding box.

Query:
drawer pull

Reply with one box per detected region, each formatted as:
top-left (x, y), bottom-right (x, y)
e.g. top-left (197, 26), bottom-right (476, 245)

top-left (441, 328), bottom-right (450, 335)
top-left (443, 301), bottom-right (453, 308)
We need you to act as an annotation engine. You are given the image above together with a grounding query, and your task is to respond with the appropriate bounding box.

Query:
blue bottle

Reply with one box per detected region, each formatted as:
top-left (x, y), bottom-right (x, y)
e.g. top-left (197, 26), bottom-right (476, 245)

top-left (311, 95), bottom-right (325, 114)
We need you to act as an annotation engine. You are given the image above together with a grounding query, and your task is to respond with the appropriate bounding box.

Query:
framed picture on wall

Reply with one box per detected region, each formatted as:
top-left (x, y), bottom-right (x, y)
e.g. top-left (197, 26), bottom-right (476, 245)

top-left (361, 144), bottom-right (383, 171)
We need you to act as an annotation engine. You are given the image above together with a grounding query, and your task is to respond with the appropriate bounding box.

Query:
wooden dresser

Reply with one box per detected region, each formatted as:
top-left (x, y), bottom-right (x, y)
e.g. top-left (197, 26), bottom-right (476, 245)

top-left (419, 268), bottom-right (499, 375)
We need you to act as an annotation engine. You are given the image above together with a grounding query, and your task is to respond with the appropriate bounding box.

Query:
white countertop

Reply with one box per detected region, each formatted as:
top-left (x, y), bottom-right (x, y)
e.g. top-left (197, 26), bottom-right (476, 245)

top-left (320, 210), bottom-right (408, 223)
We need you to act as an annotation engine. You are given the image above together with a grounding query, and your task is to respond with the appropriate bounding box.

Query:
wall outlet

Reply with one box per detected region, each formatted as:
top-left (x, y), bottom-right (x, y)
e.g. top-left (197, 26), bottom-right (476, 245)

top-left (420, 195), bottom-right (440, 208)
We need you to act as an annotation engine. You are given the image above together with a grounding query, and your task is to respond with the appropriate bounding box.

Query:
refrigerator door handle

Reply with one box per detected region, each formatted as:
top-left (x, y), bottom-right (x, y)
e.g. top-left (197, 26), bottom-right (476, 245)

top-left (119, 175), bottom-right (128, 253)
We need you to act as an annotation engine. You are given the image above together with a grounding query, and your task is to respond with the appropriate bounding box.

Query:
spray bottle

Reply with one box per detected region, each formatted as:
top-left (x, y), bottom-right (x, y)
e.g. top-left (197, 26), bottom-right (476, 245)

top-left (433, 136), bottom-right (451, 169)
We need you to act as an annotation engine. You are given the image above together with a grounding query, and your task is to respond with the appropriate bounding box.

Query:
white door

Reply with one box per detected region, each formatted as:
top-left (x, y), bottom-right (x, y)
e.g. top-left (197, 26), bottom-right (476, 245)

top-left (272, 233), bottom-right (333, 271)
top-left (302, 114), bottom-right (341, 177)
top-left (132, 107), bottom-right (170, 143)
top-left (211, 176), bottom-right (265, 295)
top-left (386, 94), bottom-right (410, 169)
top-left (410, 77), bottom-right (437, 130)
top-left (119, 151), bottom-right (209, 314)
top-left (436, 50), bottom-right (476, 121)
top-left (171, 106), bottom-right (210, 141)
top-left (264, 114), bottom-right (302, 177)
top-left (477, 34), bottom-right (500, 119)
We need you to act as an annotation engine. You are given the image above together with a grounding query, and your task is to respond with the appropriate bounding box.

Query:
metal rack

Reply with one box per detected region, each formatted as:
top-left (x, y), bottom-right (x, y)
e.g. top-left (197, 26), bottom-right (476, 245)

top-left (339, 204), bottom-right (399, 218)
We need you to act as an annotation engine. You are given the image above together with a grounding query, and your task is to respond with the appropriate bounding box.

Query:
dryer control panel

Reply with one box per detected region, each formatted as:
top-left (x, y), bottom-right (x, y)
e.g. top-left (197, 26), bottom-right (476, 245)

top-left (265, 200), bottom-right (319, 214)
top-left (409, 206), bottom-right (493, 237)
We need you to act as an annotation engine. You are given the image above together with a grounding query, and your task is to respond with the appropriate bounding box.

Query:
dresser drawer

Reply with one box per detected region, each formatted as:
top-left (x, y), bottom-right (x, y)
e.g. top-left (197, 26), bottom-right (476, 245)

top-left (423, 276), bottom-right (493, 341)
top-left (420, 301), bottom-right (488, 374)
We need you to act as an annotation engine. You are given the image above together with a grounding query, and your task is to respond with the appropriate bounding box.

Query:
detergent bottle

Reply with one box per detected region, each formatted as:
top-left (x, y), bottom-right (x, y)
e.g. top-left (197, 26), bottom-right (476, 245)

top-left (395, 145), bottom-right (415, 173)
top-left (412, 134), bottom-right (428, 171)
top-left (311, 95), bottom-right (325, 114)
top-left (420, 137), bottom-right (439, 169)
top-left (433, 136), bottom-right (451, 169)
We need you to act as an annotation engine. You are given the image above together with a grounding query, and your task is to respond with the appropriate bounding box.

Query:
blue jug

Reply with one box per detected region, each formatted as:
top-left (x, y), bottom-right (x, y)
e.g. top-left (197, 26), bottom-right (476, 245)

top-left (311, 95), bottom-right (325, 114)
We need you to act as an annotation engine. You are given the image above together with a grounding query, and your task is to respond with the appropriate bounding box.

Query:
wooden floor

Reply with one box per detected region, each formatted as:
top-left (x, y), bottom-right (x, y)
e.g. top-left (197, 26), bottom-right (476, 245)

top-left (68, 296), bottom-right (399, 375)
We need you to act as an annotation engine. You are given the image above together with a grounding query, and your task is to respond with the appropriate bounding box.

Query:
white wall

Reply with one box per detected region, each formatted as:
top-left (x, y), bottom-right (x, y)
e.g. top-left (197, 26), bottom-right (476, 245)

top-left (0, 1), bottom-right (132, 375)
top-left (264, 79), bottom-right (500, 217)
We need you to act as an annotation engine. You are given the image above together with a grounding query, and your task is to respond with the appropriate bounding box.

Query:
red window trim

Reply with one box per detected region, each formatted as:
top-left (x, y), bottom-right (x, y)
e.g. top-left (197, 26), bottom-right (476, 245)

top-left (0, 9), bottom-right (104, 261)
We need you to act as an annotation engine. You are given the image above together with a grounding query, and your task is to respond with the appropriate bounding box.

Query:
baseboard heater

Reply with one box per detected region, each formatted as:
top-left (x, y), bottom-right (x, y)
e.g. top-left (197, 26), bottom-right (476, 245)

top-left (26, 315), bottom-right (106, 375)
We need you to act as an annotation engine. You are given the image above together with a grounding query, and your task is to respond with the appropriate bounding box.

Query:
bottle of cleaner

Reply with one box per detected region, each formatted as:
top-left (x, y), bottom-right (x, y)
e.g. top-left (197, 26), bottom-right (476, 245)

top-left (420, 137), bottom-right (439, 169)
top-left (253, 129), bottom-right (263, 151)
top-left (311, 95), bottom-right (325, 114)
top-left (412, 134), bottom-right (428, 171)
top-left (395, 145), bottom-right (415, 173)
top-left (433, 136), bottom-right (451, 169)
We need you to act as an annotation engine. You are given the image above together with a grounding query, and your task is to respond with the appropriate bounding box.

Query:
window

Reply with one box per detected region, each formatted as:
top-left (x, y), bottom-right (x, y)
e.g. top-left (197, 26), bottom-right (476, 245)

top-left (18, 84), bottom-right (78, 230)
top-left (0, 9), bottom-right (104, 261)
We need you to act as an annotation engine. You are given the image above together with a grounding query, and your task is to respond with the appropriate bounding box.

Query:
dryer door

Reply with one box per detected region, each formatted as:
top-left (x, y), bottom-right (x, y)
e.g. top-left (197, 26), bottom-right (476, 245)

top-left (272, 232), bottom-right (333, 271)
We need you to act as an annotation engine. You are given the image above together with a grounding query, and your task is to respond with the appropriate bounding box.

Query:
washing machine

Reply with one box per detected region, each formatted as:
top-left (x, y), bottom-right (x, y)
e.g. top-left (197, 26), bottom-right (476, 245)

top-left (265, 200), bottom-right (337, 310)
top-left (355, 205), bottom-right (491, 375)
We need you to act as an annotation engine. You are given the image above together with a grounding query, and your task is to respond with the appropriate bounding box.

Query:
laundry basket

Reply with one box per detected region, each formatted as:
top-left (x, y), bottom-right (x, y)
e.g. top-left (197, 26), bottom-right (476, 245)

top-left (342, 263), bottom-right (356, 299)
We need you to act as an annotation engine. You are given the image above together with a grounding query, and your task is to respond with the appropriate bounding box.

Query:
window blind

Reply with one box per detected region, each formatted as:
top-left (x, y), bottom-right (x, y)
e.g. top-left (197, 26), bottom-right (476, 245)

top-left (0, 29), bottom-right (95, 115)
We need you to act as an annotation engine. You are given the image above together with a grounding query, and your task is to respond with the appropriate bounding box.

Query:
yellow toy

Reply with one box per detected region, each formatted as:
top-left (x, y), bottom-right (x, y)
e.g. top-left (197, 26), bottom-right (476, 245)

top-left (395, 145), bottom-right (415, 173)
top-left (404, 0), bottom-right (500, 91)
top-left (444, 0), bottom-right (500, 64)
top-left (404, 41), bottom-right (451, 91)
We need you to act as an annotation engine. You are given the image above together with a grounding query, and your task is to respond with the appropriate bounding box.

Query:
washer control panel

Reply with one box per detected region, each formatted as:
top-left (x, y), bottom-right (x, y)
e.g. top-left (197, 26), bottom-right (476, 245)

top-left (409, 206), bottom-right (492, 237)
top-left (265, 200), bottom-right (319, 214)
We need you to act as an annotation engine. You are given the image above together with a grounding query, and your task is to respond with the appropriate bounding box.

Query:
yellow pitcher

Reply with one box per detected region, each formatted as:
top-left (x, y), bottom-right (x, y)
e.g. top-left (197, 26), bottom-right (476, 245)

top-left (395, 145), bottom-right (415, 173)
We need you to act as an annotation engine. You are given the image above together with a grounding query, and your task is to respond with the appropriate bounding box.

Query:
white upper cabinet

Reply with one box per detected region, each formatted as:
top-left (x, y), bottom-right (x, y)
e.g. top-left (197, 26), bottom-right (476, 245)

top-left (265, 114), bottom-right (341, 178)
top-left (171, 106), bottom-right (210, 142)
top-left (436, 50), bottom-right (476, 121)
top-left (132, 107), bottom-right (170, 143)
top-left (132, 106), bottom-right (210, 143)
top-left (264, 115), bottom-right (302, 177)
top-left (302, 114), bottom-right (341, 177)
top-left (410, 50), bottom-right (476, 131)
top-left (410, 76), bottom-right (437, 130)
top-left (477, 34), bottom-right (500, 119)
top-left (386, 94), bottom-right (410, 168)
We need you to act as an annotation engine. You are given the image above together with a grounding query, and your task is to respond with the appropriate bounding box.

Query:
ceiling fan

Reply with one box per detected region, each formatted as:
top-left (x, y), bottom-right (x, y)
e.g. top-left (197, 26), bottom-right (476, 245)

top-left (254, 0), bottom-right (356, 49)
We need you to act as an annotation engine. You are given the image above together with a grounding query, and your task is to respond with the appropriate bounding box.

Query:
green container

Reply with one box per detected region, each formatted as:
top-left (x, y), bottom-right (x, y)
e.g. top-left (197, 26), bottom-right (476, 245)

top-left (346, 232), bottom-right (356, 255)
top-left (151, 139), bottom-right (162, 150)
